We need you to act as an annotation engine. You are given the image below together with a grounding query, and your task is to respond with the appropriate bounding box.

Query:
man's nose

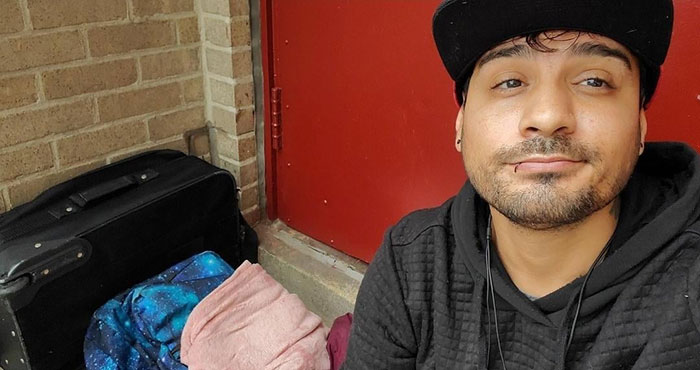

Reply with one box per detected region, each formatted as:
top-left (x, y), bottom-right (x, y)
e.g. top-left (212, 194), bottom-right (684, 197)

top-left (518, 82), bottom-right (576, 137)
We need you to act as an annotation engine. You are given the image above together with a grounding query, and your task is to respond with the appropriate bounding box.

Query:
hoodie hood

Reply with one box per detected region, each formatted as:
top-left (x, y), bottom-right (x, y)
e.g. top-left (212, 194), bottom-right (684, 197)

top-left (452, 142), bottom-right (700, 327)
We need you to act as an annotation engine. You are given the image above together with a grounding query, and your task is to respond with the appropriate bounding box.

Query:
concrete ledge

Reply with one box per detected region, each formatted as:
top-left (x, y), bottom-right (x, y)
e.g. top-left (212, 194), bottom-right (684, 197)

top-left (255, 220), bottom-right (368, 326)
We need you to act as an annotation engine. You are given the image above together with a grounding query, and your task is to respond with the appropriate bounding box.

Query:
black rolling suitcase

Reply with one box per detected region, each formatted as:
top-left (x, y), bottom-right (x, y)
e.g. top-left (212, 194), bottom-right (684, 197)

top-left (0, 150), bottom-right (258, 370)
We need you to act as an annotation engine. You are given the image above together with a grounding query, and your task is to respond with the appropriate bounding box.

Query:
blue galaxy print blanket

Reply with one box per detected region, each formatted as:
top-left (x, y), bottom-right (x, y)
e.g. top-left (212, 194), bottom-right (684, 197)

top-left (84, 251), bottom-right (235, 370)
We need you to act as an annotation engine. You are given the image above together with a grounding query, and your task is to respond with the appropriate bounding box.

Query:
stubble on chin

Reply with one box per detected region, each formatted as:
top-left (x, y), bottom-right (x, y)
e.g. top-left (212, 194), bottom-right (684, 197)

top-left (465, 136), bottom-right (629, 230)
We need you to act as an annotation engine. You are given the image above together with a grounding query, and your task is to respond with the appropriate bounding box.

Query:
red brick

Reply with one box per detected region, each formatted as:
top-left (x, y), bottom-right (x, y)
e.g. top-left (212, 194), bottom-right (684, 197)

top-left (0, 0), bottom-right (24, 35)
top-left (57, 120), bottom-right (148, 165)
top-left (28, 0), bottom-right (126, 29)
top-left (0, 99), bottom-right (94, 147)
top-left (236, 108), bottom-right (254, 134)
top-left (239, 160), bottom-right (258, 186)
top-left (239, 185), bottom-right (258, 210)
top-left (0, 75), bottom-right (37, 110)
top-left (0, 31), bottom-right (85, 73)
top-left (0, 143), bottom-right (53, 182)
top-left (231, 50), bottom-right (252, 78)
top-left (98, 83), bottom-right (181, 122)
top-left (8, 160), bottom-right (104, 206)
top-left (234, 81), bottom-right (253, 107)
top-left (148, 106), bottom-right (205, 140)
top-left (237, 135), bottom-right (255, 161)
top-left (230, 18), bottom-right (251, 47)
top-left (181, 77), bottom-right (204, 102)
top-left (177, 17), bottom-right (199, 44)
top-left (132, 0), bottom-right (193, 17)
top-left (43, 59), bottom-right (137, 99)
top-left (88, 21), bottom-right (175, 57)
top-left (141, 48), bottom-right (200, 80)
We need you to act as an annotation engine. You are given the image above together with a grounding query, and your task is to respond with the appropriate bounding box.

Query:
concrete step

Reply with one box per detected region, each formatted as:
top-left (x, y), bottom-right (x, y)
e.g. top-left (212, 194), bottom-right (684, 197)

top-left (255, 220), bottom-right (367, 326)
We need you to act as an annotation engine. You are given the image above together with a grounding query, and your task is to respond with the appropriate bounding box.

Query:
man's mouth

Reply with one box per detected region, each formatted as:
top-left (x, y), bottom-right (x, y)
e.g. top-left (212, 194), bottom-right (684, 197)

top-left (511, 156), bottom-right (584, 173)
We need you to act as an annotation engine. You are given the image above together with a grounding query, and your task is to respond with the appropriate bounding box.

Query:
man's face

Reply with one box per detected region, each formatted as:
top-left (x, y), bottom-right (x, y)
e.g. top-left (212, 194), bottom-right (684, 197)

top-left (456, 32), bottom-right (647, 230)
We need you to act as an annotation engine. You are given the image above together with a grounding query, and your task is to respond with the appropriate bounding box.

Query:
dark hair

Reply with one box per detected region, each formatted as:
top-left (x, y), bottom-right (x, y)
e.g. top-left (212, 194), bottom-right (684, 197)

top-left (461, 31), bottom-right (648, 107)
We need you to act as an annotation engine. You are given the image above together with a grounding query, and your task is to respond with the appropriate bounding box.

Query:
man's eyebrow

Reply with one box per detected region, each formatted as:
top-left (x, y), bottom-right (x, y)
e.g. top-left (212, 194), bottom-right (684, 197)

top-left (569, 42), bottom-right (632, 70)
top-left (477, 44), bottom-right (532, 69)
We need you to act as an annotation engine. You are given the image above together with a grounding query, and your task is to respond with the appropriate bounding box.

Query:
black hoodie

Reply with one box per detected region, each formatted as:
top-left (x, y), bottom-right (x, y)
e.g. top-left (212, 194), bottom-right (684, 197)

top-left (344, 142), bottom-right (700, 370)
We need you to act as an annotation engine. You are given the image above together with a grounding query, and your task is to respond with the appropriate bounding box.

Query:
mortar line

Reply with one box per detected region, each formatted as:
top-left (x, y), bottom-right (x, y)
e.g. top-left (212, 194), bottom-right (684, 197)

top-left (210, 101), bottom-right (239, 113)
top-left (126, 0), bottom-right (134, 20)
top-left (74, 26), bottom-right (88, 63)
top-left (204, 42), bottom-right (250, 53)
top-left (1, 187), bottom-right (10, 210)
top-left (17, 0), bottom-right (32, 31)
top-left (201, 13), bottom-right (233, 23)
top-left (49, 141), bottom-right (61, 169)
top-left (34, 73), bottom-right (46, 103)
top-left (135, 56), bottom-right (143, 83)
top-left (92, 96), bottom-right (101, 124)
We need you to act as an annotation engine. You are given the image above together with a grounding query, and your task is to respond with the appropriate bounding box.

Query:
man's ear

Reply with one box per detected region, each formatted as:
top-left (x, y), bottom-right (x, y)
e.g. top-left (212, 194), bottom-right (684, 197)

top-left (455, 107), bottom-right (464, 153)
top-left (639, 109), bottom-right (648, 155)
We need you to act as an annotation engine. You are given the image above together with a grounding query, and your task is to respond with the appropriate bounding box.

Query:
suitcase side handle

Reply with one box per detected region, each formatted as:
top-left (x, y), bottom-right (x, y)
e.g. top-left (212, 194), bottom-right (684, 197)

top-left (69, 169), bottom-right (158, 207)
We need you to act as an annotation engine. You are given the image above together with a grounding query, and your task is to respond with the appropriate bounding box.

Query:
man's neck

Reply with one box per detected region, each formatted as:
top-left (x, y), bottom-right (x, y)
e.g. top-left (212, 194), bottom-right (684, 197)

top-left (489, 199), bottom-right (620, 298)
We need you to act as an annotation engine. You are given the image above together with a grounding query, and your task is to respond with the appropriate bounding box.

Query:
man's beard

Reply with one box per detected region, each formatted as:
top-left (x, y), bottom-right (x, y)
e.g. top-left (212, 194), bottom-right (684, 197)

top-left (467, 136), bottom-right (633, 230)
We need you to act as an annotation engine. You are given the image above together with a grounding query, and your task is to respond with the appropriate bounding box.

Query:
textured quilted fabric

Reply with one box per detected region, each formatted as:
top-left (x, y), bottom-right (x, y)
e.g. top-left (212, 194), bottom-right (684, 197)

top-left (345, 142), bottom-right (700, 369)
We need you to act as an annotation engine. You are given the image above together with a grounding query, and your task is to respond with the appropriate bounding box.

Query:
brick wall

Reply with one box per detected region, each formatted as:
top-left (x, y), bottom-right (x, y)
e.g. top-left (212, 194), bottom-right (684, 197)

top-left (200, 0), bottom-right (260, 224)
top-left (0, 0), bottom-right (260, 223)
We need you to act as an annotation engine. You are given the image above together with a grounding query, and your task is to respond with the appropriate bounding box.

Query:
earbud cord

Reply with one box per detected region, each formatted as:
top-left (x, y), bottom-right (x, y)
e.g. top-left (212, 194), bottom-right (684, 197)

top-left (565, 239), bottom-right (611, 354)
top-left (485, 215), bottom-right (508, 370)
top-left (486, 252), bottom-right (492, 364)
top-left (486, 215), bottom-right (610, 368)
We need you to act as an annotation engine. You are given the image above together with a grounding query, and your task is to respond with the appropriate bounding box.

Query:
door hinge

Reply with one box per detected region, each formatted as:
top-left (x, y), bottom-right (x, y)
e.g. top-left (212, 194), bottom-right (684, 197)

top-left (271, 87), bottom-right (282, 151)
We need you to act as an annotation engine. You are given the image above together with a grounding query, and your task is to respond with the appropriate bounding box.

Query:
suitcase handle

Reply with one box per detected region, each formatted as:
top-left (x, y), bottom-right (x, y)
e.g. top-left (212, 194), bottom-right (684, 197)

top-left (69, 169), bottom-right (158, 208)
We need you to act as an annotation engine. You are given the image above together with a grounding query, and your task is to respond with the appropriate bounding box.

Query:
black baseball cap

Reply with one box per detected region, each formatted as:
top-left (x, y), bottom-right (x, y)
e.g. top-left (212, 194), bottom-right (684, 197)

top-left (432, 0), bottom-right (674, 105)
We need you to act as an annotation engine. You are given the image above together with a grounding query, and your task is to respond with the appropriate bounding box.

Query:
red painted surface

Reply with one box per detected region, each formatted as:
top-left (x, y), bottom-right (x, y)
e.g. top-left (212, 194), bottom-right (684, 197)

top-left (264, 0), bottom-right (700, 262)
top-left (646, 1), bottom-right (700, 152)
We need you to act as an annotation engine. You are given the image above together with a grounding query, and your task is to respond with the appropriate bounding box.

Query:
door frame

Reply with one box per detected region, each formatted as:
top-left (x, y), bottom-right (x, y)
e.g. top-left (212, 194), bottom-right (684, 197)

top-left (259, 0), bottom-right (278, 220)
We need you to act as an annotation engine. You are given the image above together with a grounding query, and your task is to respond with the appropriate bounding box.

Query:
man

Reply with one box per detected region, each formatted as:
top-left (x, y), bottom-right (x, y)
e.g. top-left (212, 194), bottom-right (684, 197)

top-left (344, 0), bottom-right (700, 369)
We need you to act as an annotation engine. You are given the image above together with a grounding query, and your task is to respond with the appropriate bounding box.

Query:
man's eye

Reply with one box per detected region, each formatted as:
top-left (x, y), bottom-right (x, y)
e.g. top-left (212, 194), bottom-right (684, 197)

top-left (494, 79), bottom-right (523, 89)
top-left (581, 78), bottom-right (609, 88)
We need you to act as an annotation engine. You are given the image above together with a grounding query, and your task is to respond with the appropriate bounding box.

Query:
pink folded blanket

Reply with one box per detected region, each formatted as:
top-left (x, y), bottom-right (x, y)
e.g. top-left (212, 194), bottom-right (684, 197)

top-left (181, 261), bottom-right (330, 370)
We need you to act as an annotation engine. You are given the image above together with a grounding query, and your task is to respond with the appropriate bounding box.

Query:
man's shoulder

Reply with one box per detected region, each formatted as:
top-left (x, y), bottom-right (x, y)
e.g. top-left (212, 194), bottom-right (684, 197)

top-left (388, 197), bottom-right (455, 247)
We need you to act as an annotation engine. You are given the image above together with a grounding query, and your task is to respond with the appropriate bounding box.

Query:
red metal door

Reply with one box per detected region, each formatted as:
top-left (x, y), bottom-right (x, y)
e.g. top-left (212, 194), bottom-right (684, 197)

top-left (263, 0), bottom-right (700, 263)
top-left (646, 1), bottom-right (700, 145)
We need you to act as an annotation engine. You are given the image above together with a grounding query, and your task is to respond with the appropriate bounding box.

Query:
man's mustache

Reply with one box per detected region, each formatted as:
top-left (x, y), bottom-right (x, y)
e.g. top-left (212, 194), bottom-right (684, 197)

top-left (494, 136), bottom-right (599, 164)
